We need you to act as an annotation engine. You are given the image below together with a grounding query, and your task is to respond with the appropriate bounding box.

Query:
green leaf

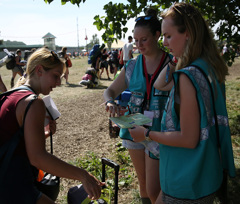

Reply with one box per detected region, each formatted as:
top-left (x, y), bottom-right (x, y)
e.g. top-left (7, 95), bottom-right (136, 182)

top-left (123, 27), bottom-right (128, 33)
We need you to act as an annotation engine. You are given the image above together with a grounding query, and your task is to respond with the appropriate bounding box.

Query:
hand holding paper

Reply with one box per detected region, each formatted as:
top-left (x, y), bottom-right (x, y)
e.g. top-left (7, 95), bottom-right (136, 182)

top-left (42, 95), bottom-right (61, 127)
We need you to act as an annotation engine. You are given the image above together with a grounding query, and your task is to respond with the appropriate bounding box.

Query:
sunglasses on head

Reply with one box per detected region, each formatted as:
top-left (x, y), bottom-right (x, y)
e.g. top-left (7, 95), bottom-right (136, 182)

top-left (50, 50), bottom-right (60, 62)
top-left (135, 15), bottom-right (152, 22)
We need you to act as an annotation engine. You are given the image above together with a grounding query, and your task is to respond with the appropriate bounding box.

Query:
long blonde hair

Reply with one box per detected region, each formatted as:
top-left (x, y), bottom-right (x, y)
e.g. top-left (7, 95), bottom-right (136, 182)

top-left (161, 2), bottom-right (228, 83)
top-left (16, 48), bottom-right (65, 87)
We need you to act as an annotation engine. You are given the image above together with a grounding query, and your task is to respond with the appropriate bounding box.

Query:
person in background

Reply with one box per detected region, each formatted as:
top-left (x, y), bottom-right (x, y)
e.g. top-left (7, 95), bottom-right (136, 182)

top-left (109, 49), bottom-right (119, 77)
top-left (90, 44), bottom-right (104, 80)
top-left (104, 8), bottom-right (174, 204)
top-left (0, 47), bottom-right (104, 204)
top-left (222, 44), bottom-right (228, 55)
top-left (99, 48), bottom-right (110, 80)
top-left (59, 47), bottom-right (71, 85)
top-left (129, 2), bottom-right (236, 203)
top-left (121, 36), bottom-right (133, 66)
top-left (118, 48), bottom-right (124, 70)
top-left (24, 48), bottom-right (37, 61)
top-left (11, 49), bottom-right (26, 88)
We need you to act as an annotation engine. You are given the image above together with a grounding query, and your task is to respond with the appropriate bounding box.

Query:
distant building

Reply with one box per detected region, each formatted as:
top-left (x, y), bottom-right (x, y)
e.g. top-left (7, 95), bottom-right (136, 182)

top-left (0, 32), bottom-right (84, 58)
top-left (42, 32), bottom-right (56, 50)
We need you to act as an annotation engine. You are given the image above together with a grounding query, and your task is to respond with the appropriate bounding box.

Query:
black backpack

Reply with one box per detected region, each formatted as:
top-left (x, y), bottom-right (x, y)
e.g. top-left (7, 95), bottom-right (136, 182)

top-left (6, 53), bottom-right (16, 70)
top-left (0, 86), bottom-right (37, 182)
top-left (110, 50), bottom-right (118, 63)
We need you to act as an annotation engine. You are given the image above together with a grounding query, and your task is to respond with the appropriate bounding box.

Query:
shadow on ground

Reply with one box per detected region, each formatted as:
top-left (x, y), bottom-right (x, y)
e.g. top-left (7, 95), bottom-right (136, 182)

top-left (228, 168), bottom-right (240, 203)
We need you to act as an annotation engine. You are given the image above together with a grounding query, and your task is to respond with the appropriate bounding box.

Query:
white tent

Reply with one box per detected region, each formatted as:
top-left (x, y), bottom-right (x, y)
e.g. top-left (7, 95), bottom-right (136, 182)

top-left (107, 40), bottom-right (126, 49)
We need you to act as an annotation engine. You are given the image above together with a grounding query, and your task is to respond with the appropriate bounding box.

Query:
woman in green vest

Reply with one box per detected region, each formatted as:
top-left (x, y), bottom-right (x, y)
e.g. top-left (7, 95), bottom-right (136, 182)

top-left (129, 2), bottom-right (236, 204)
top-left (104, 8), bottom-right (175, 204)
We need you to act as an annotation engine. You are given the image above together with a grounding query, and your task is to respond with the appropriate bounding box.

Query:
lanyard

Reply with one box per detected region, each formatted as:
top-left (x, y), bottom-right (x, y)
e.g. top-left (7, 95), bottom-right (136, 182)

top-left (143, 52), bottom-right (166, 110)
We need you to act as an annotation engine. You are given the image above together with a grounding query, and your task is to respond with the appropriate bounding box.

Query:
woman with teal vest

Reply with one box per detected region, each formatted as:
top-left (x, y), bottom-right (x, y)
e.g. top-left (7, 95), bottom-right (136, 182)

top-left (129, 2), bottom-right (235, 204)
top-left (104, 8), bottom-right (175, 204)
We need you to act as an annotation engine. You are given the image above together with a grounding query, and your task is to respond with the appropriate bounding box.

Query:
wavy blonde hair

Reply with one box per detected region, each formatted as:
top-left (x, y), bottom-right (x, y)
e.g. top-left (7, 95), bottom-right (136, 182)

top-left (161, 2), bottom-right (228, 83)
top-left (16, 48), bottom-right (65, 87)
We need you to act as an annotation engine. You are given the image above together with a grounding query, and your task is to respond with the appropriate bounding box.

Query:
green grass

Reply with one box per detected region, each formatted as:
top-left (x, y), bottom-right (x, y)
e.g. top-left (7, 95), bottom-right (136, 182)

top-left (226, 61), bottom-right (240, 203)
top-left (226, 80), bottom-right (240, 136)
top-left (68, 143), bottom-right (136, 204)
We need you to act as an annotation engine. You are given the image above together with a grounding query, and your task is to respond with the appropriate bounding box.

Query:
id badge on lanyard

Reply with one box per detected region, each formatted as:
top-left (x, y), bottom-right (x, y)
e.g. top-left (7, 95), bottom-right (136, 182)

top-left (142, 53), bottom-right (165, 126)
top-left (144, 110), bottom-right (154, 126)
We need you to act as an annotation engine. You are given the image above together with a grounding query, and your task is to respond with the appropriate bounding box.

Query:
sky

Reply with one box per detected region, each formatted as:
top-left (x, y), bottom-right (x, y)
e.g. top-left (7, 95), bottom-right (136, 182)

top-left (0, 0), bottom-right (136, 47)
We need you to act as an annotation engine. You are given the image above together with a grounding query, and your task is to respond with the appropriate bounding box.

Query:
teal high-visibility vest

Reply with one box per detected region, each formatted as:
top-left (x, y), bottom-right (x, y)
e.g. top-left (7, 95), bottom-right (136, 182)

top-left (160, 58), bottom-right (236, 199)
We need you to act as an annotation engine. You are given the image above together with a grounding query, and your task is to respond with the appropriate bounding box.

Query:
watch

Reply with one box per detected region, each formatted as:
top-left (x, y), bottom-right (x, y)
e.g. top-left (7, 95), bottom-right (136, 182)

top-left (144, 129), bottom-right (152, 141)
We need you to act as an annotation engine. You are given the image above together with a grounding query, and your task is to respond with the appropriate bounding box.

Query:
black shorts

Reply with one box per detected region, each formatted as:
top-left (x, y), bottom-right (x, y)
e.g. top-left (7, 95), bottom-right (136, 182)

top-left (100, 61), bottom-right (108, 69)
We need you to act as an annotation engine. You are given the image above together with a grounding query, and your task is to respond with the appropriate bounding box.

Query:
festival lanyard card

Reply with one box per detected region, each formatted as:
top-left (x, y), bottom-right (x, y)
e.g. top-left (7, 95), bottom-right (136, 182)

top-left (143, 110), bottom-right (154, 126)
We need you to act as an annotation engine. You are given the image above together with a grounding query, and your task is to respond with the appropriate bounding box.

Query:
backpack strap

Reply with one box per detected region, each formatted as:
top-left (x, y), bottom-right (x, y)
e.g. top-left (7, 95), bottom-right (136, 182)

top-left (0, 93), bottom-right (37, 184)
top-left (0, 85), bottom-right (36, 110)
top-left (0, 85), bottom-right (35, 98)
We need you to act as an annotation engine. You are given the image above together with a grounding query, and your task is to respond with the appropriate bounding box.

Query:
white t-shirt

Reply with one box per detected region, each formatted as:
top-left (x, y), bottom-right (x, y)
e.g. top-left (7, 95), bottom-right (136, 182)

top-left (222, 46), bottom-right (228, 54)
top-left (123, 42), bottom-right (133, 61)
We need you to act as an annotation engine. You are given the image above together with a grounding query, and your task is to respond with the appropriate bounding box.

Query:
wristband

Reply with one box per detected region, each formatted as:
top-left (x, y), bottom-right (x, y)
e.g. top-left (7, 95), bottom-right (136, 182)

top-left (105, 98), bottom-right (116, 106)
top-left (170, 56), bottom-right (178, 66)
top-left (144, 129), bottom-right (152, 141)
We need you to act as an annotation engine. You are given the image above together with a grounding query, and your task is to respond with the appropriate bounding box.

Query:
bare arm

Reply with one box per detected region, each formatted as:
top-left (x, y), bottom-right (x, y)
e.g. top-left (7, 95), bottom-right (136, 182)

top-left (103, 68), bottom-right (127, 100)
top-left (0, 75), bottom-right (7, 92)
top-left (103, 68), bottom-right (128, 116)
top-left (19, 98), bottom-right (103, 200)
top-left (128, 49), bottom-right (132, 59)
top-left (119, 51), bottom-right (123, 64)
top-left (129, 74), bottom-right (200, 149)
top-left (128, 44), bottom-right (133, 59)
top-left (154, 60), bottom-right (176, 91)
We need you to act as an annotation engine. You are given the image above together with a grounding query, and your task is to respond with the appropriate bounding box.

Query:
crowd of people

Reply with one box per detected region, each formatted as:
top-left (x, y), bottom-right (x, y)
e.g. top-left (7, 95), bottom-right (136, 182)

top-left (0, 2), bottom-right (236, 204)
top-left (92, 46), bottom-right (129, 80)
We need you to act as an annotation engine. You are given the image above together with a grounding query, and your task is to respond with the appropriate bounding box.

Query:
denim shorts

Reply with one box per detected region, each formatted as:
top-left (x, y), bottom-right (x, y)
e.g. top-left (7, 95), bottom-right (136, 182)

top-left (122, 139), bottom-right (158, 160)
